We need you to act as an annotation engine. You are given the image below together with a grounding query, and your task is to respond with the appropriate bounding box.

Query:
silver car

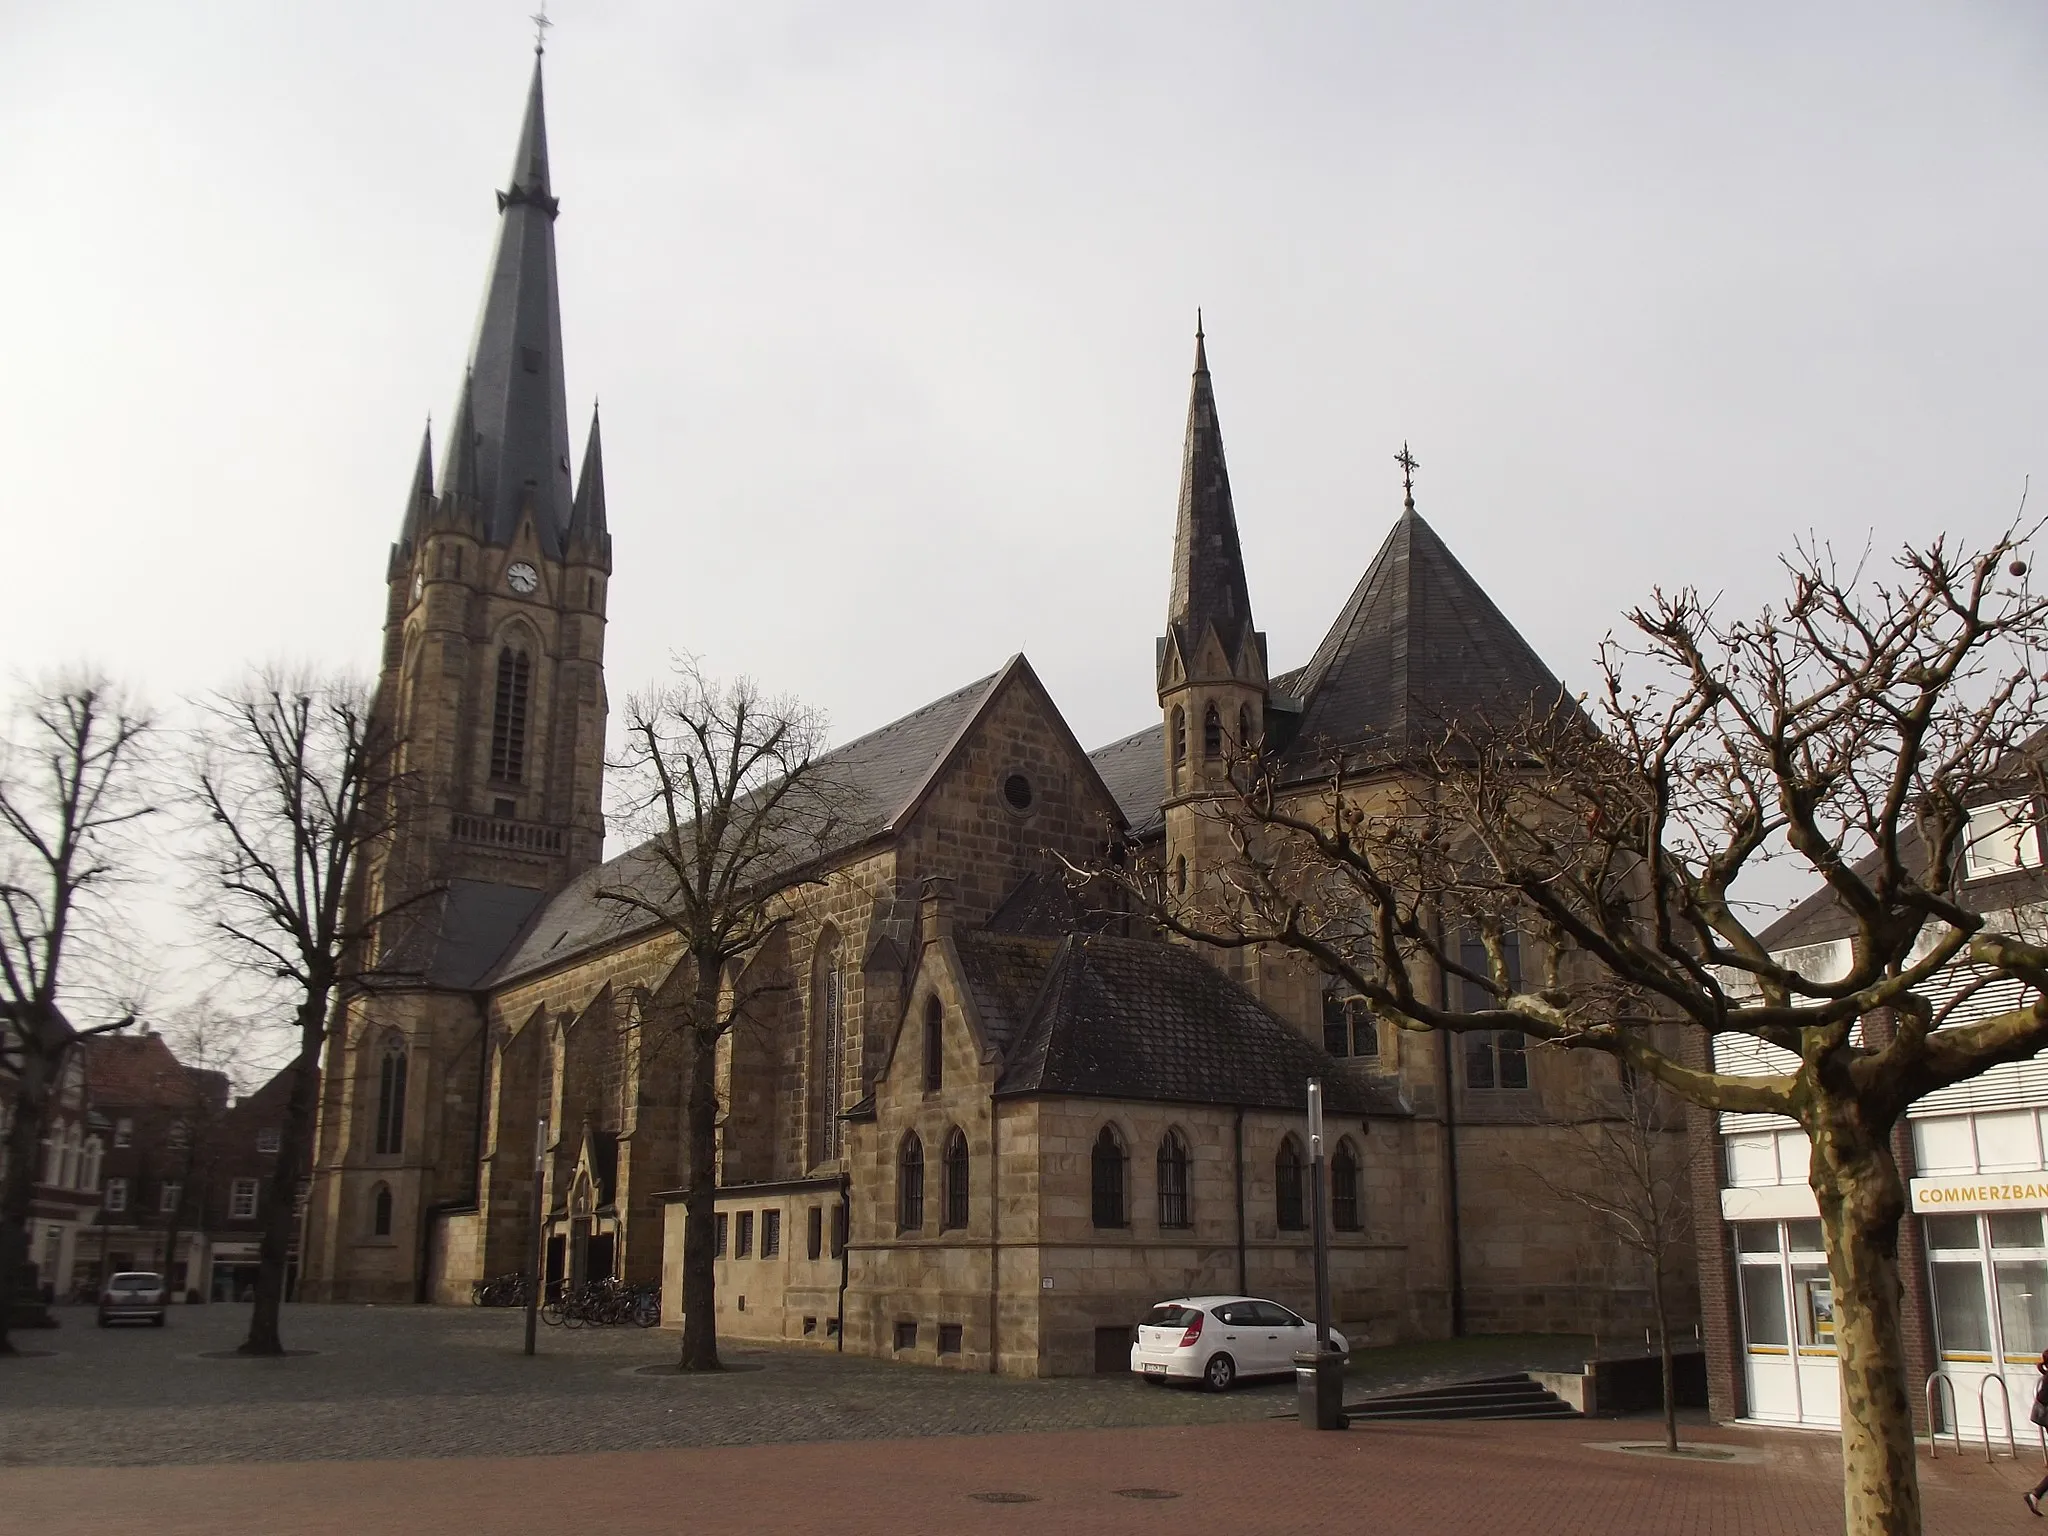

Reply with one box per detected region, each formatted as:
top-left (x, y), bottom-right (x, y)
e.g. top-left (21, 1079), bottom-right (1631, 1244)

top-left (98, 1271), bottom-right (168, 1326)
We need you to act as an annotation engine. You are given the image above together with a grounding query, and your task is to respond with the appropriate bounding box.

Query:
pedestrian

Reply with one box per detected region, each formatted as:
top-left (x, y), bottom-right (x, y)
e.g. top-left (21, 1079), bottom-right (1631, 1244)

top-left (2028, 1351), bottom-right (2048, 1516)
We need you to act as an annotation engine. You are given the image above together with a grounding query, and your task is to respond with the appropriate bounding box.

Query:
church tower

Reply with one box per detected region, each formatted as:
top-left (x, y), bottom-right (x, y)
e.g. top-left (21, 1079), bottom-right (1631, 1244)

top-left (1156, 323), bottom-right (1268, 905)
top-left (374, 48), bottom-right (610, 903)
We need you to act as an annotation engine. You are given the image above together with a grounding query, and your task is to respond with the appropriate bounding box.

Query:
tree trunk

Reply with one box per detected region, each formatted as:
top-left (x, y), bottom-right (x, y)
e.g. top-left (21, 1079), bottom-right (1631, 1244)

top-left (0, 1012), bottom-right (61, 1357)
top-left (1811, 1102), bottom-right (1920, 1536)
top-left (676, 971), bottom-right (723, 1372)
top-left (240, 991), bottom-right (328, 1356)
top-left (1651, 1262), bottom-right (1678, 1453)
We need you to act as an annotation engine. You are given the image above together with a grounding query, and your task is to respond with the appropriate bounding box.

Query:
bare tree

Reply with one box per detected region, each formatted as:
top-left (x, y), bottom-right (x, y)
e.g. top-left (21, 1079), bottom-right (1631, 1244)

top-left (1520, 1070), bottom-right (1694, 1453)
top-left (188, 672), bottom-right (409, 1356)
top-left (1086, 523), bottom-right (2048, 1536)
top-left (0, 679), bottom-right (151, 1354)
top-left (597, 664), bottom-right (847, 1372)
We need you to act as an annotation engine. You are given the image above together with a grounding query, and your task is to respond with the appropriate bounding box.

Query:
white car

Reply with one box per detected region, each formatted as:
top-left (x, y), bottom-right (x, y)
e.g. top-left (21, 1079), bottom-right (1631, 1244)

top-left (1130, 1294), bottom-right (1348, 1391)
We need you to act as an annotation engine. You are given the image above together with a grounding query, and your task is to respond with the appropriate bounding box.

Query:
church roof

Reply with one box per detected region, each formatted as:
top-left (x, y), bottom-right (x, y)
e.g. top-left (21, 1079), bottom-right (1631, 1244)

top-left (984, 933), bottom-right (1406, 1115)
top-left (1283, 506), bottom-right (1568, 765)
top-left (380, 878), bottom-right (553, 992)
top-left (447, 52), bottom-right (575, 557)
top-left (1086, 723), bottom-right (1166, 835)
top-left (487, 663), bottom-right (1040, 985)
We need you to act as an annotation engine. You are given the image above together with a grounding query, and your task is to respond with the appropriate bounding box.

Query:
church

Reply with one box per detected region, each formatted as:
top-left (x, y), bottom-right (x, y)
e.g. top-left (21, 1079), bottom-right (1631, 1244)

top-left (299, 51), bottom-right (1697, 1376)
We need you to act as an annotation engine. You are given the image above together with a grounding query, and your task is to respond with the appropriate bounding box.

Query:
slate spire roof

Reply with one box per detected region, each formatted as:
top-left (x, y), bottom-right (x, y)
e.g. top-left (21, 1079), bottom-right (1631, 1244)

top-left (1287, 500), bottom-right (1568, 760)
top-left (455, 51), bottom-right (574, 557)
top-left (1165, 321), bottom-right (1258, 672)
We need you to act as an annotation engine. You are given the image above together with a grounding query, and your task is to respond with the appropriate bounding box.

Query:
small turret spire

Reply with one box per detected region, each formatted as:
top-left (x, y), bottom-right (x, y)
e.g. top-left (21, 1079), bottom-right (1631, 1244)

top-left (1166, 321), bottom-right (1255, 667)
top-left (398, 419), bottom-right (434, 549)
top-left (567, 402), bottom-right (609, 558)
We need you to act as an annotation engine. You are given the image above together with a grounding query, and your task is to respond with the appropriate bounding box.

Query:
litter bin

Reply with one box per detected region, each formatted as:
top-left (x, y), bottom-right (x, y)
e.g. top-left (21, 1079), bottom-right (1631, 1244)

top-left (1294, 1348), bottom-right (1347, 1430)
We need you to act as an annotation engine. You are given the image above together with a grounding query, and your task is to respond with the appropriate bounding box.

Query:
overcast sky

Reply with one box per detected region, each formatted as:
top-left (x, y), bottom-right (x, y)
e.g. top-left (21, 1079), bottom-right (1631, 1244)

top-left (5, 1), bottom-right (2047, 1019)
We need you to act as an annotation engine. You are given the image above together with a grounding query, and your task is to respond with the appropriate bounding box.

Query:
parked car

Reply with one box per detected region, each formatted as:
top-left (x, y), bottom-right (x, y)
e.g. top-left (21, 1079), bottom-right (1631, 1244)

top-left (98, 1271), bottom-right (168, 1327)
top-left (1130, 1295), bottom-right (1347, 1391)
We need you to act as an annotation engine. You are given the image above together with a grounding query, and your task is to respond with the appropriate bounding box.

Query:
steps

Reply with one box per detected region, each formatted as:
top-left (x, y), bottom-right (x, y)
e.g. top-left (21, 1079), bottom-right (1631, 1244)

top-left (1343, 1373), bottom-right (1580, 1421)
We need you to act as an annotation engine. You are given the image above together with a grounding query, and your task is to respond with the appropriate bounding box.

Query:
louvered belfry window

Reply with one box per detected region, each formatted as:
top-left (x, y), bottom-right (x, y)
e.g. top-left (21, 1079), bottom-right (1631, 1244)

top-left (490, 647), bottom-right (531, 783)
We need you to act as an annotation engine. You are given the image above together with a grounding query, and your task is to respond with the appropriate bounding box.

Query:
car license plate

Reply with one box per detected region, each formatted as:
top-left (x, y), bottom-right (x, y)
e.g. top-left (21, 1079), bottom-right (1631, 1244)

top-left (1142, 1363), bottom-right (1167, 1376)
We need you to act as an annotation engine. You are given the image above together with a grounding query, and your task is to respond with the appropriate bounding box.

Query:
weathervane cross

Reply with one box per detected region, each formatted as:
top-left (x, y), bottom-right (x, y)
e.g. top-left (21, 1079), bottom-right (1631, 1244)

top-left (1395, 442), bottom-right (1419, 506)
top-left (531, 4), bottom-right (552, 54)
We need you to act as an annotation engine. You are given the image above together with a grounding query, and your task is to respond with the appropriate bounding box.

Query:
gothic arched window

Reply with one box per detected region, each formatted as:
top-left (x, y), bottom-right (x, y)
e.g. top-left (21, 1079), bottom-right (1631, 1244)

top-left (372, 1182), bottom-right (394, 1237)
top-left (1203, 704), bottom-right (1222, 759)
top-left (898, 1132), bottom-right (925, 1232)
top-left (490, 646), bottom-right (532, 783)
top-left (374, 1036), bottom-right (408, 1156)
top-left (1331, 1139), bottom-right (1362, 1232)
top-left (1275, 1135), bottom-right (1307, 1231)
top-left (922, 995), bottom-right (944, 1094)
top-left (1171, 706), bottom-right (1187, 767)
top-left (1157, 1128), bottom-right (1191, 1229)
top-left (943, 1127), bottom-right (970, 1230)
top-left (1091, 1125), bottom-right (1128, 1229)
top-left (814, 934), bottom-right (845, 1163)
top-left (1239, 704), bottom-right (1254, 754)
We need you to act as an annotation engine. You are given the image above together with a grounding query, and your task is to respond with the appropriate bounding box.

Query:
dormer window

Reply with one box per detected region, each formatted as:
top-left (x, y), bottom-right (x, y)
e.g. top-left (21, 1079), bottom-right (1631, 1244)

top-left (1964, 799), bottom-right (2041, 880)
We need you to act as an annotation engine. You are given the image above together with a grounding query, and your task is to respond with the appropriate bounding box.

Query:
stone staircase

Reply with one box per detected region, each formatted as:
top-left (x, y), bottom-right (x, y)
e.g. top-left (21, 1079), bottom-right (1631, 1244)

top-left (1342, 1373), bottom-right (1580, 1422)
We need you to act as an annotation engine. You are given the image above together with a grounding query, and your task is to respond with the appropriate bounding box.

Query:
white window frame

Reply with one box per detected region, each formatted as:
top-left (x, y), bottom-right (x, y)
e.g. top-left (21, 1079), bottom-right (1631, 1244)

top-left (256, 1127), bottom-right (281, 1154)
top-left (114, 1118), bottom-right (133, 1148)
top-left (103, 1177), bottom-right (128, 1214)
top-left (1965, 799), bottom-right (2041, 880)
top-left (159, 1181), bottom-right (182, 1215)
top-left (230, 1178), bottom-right (259, 1220)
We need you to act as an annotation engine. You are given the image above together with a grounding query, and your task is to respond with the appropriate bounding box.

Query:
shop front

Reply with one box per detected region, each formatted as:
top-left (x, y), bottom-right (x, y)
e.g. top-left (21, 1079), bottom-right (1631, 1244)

top-left (1915, 1175), bottom-right (2048, 1439)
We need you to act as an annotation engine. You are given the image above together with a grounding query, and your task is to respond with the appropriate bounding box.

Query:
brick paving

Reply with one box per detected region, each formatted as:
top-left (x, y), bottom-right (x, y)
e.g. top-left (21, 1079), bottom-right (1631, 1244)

top-left (0, 1418), bottom-right (2026, 1535)
top-left (0, 1303), bottom-right (2025, 1533)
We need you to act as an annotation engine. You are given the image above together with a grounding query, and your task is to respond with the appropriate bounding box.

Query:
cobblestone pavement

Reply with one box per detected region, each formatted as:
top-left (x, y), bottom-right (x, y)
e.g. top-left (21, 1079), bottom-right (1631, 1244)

top-left (0, 1414), bottom-right (2021, 1535)
top-left (0, 1302), bottom-right (1295, 1467)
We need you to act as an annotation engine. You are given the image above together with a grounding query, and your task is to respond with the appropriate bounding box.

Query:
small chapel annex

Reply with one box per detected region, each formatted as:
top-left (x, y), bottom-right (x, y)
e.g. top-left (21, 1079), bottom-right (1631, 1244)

top-left (299, 50), bottom-right (1696, 1375)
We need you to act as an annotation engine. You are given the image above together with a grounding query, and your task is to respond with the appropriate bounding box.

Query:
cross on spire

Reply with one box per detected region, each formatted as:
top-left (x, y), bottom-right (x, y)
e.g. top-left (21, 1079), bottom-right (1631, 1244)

top-left (530, 4), bottom-right (552, 55)
top-left (1395, 442), bottom-right (1419, 511)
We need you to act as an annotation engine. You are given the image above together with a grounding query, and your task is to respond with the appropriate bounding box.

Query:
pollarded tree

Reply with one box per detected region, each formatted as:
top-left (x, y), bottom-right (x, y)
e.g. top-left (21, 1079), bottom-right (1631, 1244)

top-left (595, 663), bottom-right (850, 1372)
top-left (1090, 523), bottom-right (2048, 1536)
top-left (0, 679), bottom-right (151, 1354)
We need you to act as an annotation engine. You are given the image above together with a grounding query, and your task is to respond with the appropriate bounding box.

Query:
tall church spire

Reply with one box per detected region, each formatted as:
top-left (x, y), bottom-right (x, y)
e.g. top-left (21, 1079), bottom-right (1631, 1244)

top-left (459, 50), bottom-right (573, 557)
top-left (1166, 320), bottom-right (1256, 668)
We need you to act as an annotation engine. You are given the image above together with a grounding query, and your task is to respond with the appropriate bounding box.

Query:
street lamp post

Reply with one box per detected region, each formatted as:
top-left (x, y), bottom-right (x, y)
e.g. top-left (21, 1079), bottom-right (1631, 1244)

top-left (523, 1114), bottom-right (546, 1357)
top-left (1296, 1079), bottom-right (1345, 1429)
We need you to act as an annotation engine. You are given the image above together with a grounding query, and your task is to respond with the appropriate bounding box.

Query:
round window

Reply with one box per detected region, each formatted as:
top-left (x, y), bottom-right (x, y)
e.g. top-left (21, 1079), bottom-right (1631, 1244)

top-left (1002, 773), bottom-right (1033, 812)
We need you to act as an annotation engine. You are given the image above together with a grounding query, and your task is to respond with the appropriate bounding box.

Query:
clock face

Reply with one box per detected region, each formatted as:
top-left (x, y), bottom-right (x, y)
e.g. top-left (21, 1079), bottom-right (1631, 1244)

top-left (506, 562), bottom-right (540, 595)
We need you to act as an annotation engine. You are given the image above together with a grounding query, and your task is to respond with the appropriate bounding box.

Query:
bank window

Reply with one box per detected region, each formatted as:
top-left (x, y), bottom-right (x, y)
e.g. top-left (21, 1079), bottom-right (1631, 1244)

top-left (1993, 1213), bottom-right (2048, 1363)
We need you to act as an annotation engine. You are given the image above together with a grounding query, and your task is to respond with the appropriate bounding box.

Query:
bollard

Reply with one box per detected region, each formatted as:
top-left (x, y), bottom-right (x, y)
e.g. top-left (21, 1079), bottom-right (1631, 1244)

top-left (1295, 1349), bottom-right (1348, 1430)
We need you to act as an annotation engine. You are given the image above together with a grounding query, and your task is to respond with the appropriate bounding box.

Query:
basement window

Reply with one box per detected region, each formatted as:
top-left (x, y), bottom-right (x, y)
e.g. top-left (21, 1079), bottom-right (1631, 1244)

top-left (938, 1324), bottom-right (963, 1354)
top-left (894, 1320), bottom-right (918, 1352)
